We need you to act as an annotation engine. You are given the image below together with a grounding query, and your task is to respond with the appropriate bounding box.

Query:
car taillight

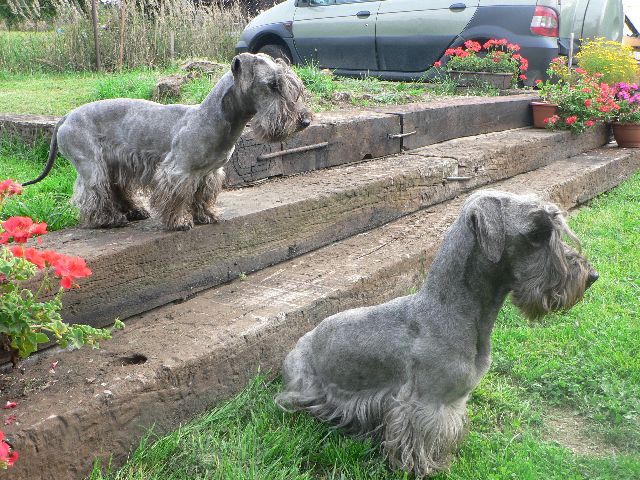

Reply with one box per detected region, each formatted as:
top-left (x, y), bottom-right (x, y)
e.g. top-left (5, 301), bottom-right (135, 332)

top-left (530, 6), bottom-right (559, 37)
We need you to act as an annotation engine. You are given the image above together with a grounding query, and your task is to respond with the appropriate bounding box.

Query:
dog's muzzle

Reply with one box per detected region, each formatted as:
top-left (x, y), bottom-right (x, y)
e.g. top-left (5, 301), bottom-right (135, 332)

top-left (586, 269), bottom-right (599, 289)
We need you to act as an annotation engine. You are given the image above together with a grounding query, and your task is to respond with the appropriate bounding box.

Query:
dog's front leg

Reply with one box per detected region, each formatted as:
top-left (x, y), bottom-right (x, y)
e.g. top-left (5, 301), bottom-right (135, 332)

top-left (150, 163), bottom-right (198, 231)
top-left (192, 167), bottom-right (225, 225)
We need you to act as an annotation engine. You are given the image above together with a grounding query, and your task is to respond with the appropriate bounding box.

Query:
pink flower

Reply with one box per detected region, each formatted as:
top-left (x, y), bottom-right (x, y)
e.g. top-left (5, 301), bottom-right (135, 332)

top-left (565, 116), bottom-right (578, 125)
top-left (0, 431), bottom-right (18, 468)
top-left (585, 120), bottom-right (595, 127)
top-left (507, 43), bottom-right (521, 52)
top-left (584, 99), bottom-right (592, 107)
top-left (519, 74), bottom-right (527, 80)
top-left (433, 61), bottom-right (441, 68)
top-left (535, 79), bottom-right (543, 85)
top-left (575, 68), bottom-right (587, 75)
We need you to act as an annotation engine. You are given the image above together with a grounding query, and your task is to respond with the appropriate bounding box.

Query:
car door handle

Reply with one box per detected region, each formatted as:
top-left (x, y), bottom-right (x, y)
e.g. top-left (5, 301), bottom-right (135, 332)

top-left (449, 3), bottom-right (466, 11)
top-left (356, 11), bottom-right (370, 18)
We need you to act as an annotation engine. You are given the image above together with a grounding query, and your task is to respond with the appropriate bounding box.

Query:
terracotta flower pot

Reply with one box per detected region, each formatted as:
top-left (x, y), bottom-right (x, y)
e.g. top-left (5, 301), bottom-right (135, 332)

top-left (612, 122), bottom-right (640, 148)
top-left (530, 102), bottom-right (559, 129)
top-left (447, 71), bottom-right (514, 90)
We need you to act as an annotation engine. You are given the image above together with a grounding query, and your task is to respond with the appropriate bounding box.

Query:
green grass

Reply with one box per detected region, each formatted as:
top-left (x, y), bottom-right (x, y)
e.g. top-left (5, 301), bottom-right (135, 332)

top-left (0, 64), bottom-right (504, 117)
top-left (89, 172), bottom-right (640, 480)
top-left (0, 136), bottom-right (77, 231)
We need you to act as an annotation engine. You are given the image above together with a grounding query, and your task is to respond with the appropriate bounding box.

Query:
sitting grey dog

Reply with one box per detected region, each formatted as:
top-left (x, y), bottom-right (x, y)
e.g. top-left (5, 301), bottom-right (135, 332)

top-left (277, 190), bottom-right (598, 477)
top-left (23, 53), bottom-right (312, 230)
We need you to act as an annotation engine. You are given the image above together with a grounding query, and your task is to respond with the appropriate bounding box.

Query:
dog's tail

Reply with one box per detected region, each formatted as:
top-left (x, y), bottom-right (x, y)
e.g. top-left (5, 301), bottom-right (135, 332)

top-left (21, 115), bottom-right (67, 186)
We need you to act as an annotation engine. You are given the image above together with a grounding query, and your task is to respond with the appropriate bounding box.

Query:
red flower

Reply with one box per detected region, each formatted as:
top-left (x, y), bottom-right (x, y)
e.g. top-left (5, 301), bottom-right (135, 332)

top-left (52, 255), bottom-right (92, 289)
top-left (507, 43), bottom-right (520, 52)
top-left (2, 402), bottom-right (16, 410)
top-left (519, 58), bottom-right (529, 72)
top-left (575, 68), bottom-right (587, 74)
top-left (584, 99), bottom-right (592, 107)
top-left (585, 120), bottom-right (595, 127)
top-left (0, 217), bottom-right (47, 244)
top-left (535, 79), bottom-right (543, 85)
top-left (0, 431), bottom-right (18, 468)
top-left (483, 39), bottom-right (496, 49)
top-left (41, 250), bottom-right (61, 266)
top-left (0, 179), bottom-right (22, 199)
top-left (544, 115), bottom-right (559, 125)
top-left (8, 246), bottom-right (46, 269)
top-left (519, 74), bottom-right (527, 80)
top-left (464, 40), bottom-right (482, 52)
top-left (512, 54), bottom-right (522, 60)
top-left (496, 38), bottom-right (508, 46)
top-left (565, 116), bottom-right (578, 125)
top-left (600, 105), bottom-right (610, 113)
top-left (581, 87), bottom-right (592, 93)
top-left (433, 61), bottom-right (441, 68)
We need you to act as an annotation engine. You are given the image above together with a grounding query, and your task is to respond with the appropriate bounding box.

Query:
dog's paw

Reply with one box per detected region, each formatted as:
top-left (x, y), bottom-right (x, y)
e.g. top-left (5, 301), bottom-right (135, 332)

top-left (193, 208), bottom-right (220, 225)
top-left (167, 212), bottom-right (194, 231)
top-left (126, 208), bottom-right (151, 221)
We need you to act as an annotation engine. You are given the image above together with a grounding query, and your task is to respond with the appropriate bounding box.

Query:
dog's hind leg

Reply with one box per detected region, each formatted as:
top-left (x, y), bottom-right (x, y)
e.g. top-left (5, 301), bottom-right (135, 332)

top-left (62, 139), bottom-right (128, 228)
top-left (192, 168), bottom-right (225, 225)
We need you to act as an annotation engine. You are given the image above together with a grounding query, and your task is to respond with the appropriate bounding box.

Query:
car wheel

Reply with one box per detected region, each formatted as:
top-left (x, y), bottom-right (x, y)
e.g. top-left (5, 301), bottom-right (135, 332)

top-left (257, 44), bottom-right (293, 64)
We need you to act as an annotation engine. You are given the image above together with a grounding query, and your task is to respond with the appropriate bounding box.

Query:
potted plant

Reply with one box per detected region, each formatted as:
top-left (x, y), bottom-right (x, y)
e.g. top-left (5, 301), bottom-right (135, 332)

top-left (530, 57), bottom-right (571, 128)
top-left (609, 82), bottom-right (640, 147)
top-left (541, 68), bottom-right (617, 134)
top-left (438, 39), bottom-right (528, 90)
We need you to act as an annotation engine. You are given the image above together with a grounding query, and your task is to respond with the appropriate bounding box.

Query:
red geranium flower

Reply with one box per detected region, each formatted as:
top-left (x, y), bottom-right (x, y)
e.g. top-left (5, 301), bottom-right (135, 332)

top-left (585, 120), bottom-right (595, 127)
top-left (52, 255), bottom-right (92, 289)
top-left (584, 99), bottom-right (592, 107)
top-left (433, 61), bottom-right (441, 67)
top-left (565, 116), bottom-right (578, 125)
top-left (535, 79), bottom-right (543, 85)
top-left (0, 179), bottom-right (22, 198)
top-left (0, 217), bottom-right (47, 244)
top-left (575, 68), bottom-right (587, 74)
top-left (464, 40), bottom-right (482, 52)
top-left (507, 43), bottom-right (520, 51)
top-left (8, 246), bottom-right (46, 269)
top-left (41, 250), bottom-right (61, 266)
top-left (519, 74), bottom-right (527, 80)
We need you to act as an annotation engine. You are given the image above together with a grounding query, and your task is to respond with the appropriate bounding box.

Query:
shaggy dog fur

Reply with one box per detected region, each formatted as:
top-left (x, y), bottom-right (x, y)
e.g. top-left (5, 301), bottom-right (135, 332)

top-left (23, 53), bottom-right (312, 230)
top-left (277, 190), bottom-right (599, 477)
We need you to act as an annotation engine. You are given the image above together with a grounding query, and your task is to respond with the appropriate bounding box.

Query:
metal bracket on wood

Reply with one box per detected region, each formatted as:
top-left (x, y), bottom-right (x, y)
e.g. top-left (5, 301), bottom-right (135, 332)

top-left (444, 176), bottom-right (473, 181)
top-left (388, 131), bottom-right (416, 139)
top-left (257, 142), bottom-right (329, 161)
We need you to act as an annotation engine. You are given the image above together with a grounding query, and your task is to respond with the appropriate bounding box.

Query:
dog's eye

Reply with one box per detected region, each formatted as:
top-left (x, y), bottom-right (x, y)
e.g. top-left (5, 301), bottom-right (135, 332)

top-left (268, 80), bottom-right (279, 91)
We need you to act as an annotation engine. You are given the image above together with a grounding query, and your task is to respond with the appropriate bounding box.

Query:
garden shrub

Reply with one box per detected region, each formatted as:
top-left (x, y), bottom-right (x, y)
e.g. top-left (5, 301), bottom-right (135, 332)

top-left (575, 37), bottom-right (639, 85)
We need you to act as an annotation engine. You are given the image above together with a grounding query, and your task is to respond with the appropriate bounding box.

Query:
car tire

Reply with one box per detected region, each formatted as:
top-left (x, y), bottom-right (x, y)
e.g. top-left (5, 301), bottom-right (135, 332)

top-left (257, 44), bottom-right (293, 64)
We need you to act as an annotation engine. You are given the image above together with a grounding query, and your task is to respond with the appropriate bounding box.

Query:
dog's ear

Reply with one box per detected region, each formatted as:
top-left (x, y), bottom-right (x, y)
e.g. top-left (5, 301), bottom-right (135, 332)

top-left (526, 207), bottom-right (555, 246)
top-left (466, 195), bottom-right (505, 263)
top-left (231, 55), bottom-right (242, 79)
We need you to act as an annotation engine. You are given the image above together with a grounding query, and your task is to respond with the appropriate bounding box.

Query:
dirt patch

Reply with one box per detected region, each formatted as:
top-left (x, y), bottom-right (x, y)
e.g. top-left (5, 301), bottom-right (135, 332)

top-left (544, 406), bottom-right (618, 457)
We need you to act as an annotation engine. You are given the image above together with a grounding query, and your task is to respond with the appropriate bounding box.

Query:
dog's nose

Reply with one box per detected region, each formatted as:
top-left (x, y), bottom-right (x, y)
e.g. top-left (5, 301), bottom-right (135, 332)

top-left (586, 270), bottom-right (599, 288)
top-left (300, 117), bottom-right (311, 129)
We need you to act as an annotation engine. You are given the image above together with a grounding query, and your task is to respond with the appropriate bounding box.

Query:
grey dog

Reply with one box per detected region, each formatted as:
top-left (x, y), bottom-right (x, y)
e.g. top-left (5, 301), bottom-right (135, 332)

top-left (277, 190), bottom-right (599, 477)
top-left (23, 53), bottom-right (312, 231)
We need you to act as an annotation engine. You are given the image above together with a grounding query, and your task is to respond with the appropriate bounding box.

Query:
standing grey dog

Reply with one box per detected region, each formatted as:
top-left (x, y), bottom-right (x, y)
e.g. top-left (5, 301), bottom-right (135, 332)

top-left (23, 53), bottom-right (312, 231)
top-left (277, 190), bottom-right (599, 477)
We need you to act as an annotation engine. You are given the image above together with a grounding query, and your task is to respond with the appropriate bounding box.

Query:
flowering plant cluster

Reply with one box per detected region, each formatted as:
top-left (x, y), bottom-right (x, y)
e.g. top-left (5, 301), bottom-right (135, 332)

top-left (1, 179), bottom-right (123, 363)
top-left (538, 64), bottom-right (621, 133)
top-left (436, 39), bottom-right (528, 81)
top-left (609, 82), bottom-right (640, 124)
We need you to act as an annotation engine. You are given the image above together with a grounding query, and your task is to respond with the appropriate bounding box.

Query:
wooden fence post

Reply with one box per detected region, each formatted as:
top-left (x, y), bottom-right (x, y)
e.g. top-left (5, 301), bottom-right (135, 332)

top-left (91, 0), bottom-right (102, 71)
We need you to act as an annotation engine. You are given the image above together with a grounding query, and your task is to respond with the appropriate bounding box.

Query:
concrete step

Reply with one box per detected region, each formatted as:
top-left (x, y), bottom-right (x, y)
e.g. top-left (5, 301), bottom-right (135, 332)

top-left (1, 95), bottom-right (536, 187)
top-left (6, 145), bottom-right (639, 480)
top-left (37, 126), bottom-right (609, 329)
